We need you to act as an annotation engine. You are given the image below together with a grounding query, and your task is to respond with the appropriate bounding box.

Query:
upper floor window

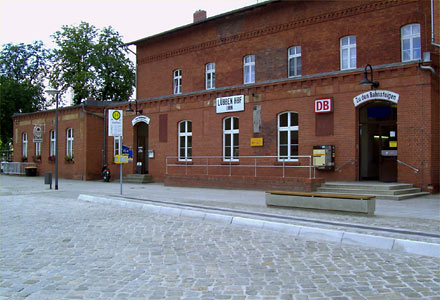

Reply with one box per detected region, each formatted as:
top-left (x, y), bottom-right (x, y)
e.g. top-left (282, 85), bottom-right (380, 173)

top-left (288, 46), bottom-right (302, 77)
top-left (22, 132), bottom-right (28, 158)
top-left (66, 128), bottom-right (74, 158)
top-left (401, 24), bottom-right (421, 62)
top-left (340, 35), bottom-right (356, 70)
top-left (50, 130), bottom-right (56, 156)
top-left (178, 120), bottom-right (192, 161)
top-left (223, 117), bottom-right (239, 161)
top-left (243, 55), bottom-right (255, 84)
top-left (206, 63), bottom-right (215, 90)
top-left (173, 69), bottom-right (182, 94)
top-left (278, 112), bottom-right (299, 161)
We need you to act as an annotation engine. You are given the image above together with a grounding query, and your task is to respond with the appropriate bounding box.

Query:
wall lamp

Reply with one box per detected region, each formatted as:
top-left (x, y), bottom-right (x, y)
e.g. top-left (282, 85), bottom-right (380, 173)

top-left (126, 100), bottom-right (143, 115)
top-left (360, 64), bottom-right (379, 89)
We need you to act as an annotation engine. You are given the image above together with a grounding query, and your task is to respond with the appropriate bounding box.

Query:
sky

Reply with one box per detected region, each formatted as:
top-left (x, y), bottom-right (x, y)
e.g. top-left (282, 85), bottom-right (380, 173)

top-left (0, 0), bottom-right (259, 103)
top-left (0, 0), bottom-right (257, 48)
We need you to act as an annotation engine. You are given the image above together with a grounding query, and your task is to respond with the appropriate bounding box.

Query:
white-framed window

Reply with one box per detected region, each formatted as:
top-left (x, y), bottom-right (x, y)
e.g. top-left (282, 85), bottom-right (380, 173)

top-left (50, 130), bottom-right (56, 156)
top-left (223, 117), bottom-right (239, 161)
top-left (173, 69), bottom-right (182, 94)
top-left (114, 136), bottom-right (121, 156)
top-left (35, 142), bottom-right (41, 157)
top-left (401, 24), bottom-right (421, 62)
top-left (178, 120), bottom-right (192, 161)
top-left (340, 35), bottom-right (356, 70)
top-left (243, 55), bottom-right (255, 84)
top-left (278, 112), bottom-right (299, 161)
top-left (22, 132), bottom-right (28, 158)
top-left (205, 63), bottom-right (215, 90)
top-left (288, 46), bottom-right (301, 77)
top-left (66, 128), bottom-right (74, 158)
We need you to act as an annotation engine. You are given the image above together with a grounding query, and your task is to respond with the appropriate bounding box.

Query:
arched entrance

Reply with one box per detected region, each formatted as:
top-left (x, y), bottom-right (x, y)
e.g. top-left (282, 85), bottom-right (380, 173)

top-left (359, 101), bottom-right (397, 182)
top-left (135, 122), bottom-right (149, 174)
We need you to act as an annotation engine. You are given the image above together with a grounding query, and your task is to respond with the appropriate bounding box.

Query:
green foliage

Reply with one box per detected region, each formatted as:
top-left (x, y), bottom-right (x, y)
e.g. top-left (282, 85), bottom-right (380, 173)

top-left (0, 77), bottom-right (44, 145)
top-left (50, 22), bottom-right (135, 104)
top-left (0, 41), bottom-right (50, 145)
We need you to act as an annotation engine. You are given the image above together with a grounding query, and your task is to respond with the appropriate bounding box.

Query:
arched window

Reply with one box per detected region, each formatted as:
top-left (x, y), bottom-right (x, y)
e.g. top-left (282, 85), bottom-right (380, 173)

top-left (173, 69), bottom-right (182, 94)
top-left (66, 128), bottom-right (74, 158)
top-left (401, 24), bottom-right (421, 62)
top-left (22, 132), bottom-right (28, 158)
top-left (278, 112), bottom-right (299, 161)
top-left (243, 55), bottom-right (255, 84)
top-left (206, 63), bottom-right (215, 90)
top-left (340, 35), bottom-right (356, 70)
top-left (288, 46), bottom-right (301, 77)
top-left (50, 130), bottom-right (56, 156)
top-left (178, 120), bottom-right (192, 161)
top-left (223, 117), bottom-right (239, 161)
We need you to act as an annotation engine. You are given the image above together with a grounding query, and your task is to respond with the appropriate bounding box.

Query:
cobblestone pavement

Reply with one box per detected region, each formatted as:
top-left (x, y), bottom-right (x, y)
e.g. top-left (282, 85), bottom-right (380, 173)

top-left (1, 191), bottom-right (439, 299)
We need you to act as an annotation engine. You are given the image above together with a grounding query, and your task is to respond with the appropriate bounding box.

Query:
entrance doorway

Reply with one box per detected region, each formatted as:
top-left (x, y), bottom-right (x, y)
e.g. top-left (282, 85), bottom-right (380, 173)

top-left (136, 123), bottom-right (149, 174)
top-left (359, 101), bottom-right (397, 182)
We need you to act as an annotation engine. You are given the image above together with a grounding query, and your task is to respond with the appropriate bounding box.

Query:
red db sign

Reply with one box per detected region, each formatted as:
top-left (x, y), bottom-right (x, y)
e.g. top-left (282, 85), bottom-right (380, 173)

top-left (315, 98), bottom-right (333, 113)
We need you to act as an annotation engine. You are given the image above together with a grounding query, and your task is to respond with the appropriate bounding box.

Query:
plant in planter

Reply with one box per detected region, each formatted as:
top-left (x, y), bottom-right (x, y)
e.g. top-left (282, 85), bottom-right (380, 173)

top-left (64, 155), bottom-right (74, 163)
top-left (32, 155), bottom-right (41, 162)
top-left (48, 155), bottom-right (56, 162)
top-left (21, 156), bottom-right (27, 162)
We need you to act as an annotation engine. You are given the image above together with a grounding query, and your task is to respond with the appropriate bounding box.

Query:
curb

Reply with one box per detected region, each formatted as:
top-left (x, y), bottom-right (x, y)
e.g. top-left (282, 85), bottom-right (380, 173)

top-left (77, 194), bottom-right (440, 258)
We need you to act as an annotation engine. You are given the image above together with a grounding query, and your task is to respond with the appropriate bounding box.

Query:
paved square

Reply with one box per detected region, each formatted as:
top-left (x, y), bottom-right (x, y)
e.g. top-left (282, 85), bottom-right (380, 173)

top-left (1, 192), bottom-right (439, 299)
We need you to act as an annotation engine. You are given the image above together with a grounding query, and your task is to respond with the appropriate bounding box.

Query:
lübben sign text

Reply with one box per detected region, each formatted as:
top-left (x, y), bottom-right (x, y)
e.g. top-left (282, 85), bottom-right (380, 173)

top-left (216, 95), bottom-right (244, 113)
top-left (353, 90), bottom-right (399, 107)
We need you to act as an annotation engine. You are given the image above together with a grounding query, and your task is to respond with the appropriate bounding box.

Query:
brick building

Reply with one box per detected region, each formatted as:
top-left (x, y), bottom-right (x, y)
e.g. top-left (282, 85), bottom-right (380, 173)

top-left (12, 0), bottom-right (440, 192)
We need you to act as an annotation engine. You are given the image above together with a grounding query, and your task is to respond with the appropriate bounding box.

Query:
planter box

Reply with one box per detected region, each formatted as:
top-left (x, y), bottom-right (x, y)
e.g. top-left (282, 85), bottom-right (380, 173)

top-left (265, 191), bottom-right (376, 215)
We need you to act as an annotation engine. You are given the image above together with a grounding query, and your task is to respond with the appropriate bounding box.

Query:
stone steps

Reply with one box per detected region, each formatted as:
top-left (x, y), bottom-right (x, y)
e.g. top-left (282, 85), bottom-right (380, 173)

top-left (123, 174), bottom-right (153, 184)
top-left (317, 182), bottom-right (430, 201)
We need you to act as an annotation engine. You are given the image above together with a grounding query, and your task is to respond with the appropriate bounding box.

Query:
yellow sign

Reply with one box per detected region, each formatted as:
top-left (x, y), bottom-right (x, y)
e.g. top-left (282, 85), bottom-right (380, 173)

top-left (389, 141), bottom-right (397, 148)
top-left (313, 149), bottom-right (326, 166)
top-left (250, 138), bottom-right (263, 147)
top-left (112, 110), bottom-right (121, 120)
top-left (114, 154), bottom-right (129, 164)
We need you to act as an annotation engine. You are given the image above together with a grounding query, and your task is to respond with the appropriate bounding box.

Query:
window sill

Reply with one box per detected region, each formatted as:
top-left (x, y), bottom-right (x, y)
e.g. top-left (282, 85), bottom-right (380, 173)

top-left (221, 161), bottom-right (240, 165)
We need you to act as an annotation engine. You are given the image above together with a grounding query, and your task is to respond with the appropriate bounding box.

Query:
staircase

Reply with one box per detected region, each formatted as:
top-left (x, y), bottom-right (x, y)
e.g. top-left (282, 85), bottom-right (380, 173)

top-left (317, 181), bottom-right (429, 200)
top-left (123, 174), bottom-right (153, 184)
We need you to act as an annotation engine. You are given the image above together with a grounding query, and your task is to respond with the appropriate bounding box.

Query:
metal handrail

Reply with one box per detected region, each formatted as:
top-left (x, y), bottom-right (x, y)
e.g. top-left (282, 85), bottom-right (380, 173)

top-left (1, 162), bottom-right (37, 175)
top-left (335, 159), bottom-right (355, 173)
top-left (166, 155), bottom-right (316, 179)
top-left (397, 159), bottom-right (419, 173)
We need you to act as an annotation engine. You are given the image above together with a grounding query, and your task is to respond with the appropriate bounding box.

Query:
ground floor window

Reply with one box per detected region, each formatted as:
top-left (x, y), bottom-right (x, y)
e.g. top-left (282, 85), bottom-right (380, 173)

top-left (223, 117), bottom-right (239, 161)
top-left (66, 128), bottom-right (74, 158)
top-left (35, 142), bottom-right (41, 157)
top-left (278, 111), bottom-right (299, 161)
top-left (22, 132), bottom-right (28, 159)
top-left (50, 130), bottom-right (56, 156)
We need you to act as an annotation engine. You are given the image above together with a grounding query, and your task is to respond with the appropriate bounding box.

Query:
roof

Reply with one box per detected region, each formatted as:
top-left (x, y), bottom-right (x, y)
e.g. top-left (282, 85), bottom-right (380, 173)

top-left (127, 0), bottom-right (279, 46)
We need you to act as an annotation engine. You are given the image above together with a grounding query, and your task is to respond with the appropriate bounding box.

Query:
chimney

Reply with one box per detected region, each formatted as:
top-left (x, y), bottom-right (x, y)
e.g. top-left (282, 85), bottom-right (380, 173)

top-left (193, 10), bottom-right (207, 23)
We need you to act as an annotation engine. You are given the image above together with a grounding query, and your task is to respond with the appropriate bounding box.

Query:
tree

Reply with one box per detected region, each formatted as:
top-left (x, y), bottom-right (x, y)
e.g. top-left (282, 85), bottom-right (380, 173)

top-left (50, 22), bottom-right (135, 105)
top-left (0, 41), bottom-right (50, 145)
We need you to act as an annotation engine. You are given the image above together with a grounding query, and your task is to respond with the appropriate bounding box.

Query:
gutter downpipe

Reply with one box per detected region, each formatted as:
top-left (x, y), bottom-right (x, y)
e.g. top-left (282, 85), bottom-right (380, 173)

top-left (431, 0), bottom-right (440, 47)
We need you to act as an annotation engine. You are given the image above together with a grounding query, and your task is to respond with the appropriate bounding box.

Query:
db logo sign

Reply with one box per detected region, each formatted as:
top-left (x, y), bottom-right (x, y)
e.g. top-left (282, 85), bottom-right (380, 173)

top-left (315, 98), bottom-right (333, 113)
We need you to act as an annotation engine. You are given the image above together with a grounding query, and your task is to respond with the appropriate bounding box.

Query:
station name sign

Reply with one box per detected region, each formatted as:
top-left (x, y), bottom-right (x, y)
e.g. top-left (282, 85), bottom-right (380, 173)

top-left (216, 95), bottom-right (244, 114)
top-left (353, 90), bottom-right (399, 107)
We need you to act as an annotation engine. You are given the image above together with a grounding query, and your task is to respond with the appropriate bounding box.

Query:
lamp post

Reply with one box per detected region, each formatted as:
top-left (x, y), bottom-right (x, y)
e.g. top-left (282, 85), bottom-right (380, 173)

top-left (360, 64), bottom-right (380, 89)
top-left (45, 89), bottom-right (60, 190)
top-left (126, 100), bottom-right (143, 115)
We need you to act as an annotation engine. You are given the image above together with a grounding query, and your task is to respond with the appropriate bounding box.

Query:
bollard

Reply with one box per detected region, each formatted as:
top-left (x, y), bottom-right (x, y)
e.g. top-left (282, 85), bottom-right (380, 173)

top-left (44, 172), bottom-right (52, 189)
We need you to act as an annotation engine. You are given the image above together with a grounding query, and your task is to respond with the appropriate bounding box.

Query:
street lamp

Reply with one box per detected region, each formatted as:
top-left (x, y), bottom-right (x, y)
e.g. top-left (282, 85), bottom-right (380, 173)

top-left (360, 64), bottom-right (380, 89)
top-left (126, 100), bottom-right (143, 115)
top-left (45, 88), bottom-right (60, 190)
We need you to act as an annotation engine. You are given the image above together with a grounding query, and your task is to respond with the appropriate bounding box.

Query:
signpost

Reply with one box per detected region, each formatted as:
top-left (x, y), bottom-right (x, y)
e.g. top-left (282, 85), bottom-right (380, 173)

top-left (109, 110), bottom-right (124, 194)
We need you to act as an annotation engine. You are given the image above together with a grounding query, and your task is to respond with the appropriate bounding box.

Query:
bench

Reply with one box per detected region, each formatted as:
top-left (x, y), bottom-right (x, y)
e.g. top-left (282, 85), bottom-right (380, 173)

top-left (265, 190), bottom-right (376, 216)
